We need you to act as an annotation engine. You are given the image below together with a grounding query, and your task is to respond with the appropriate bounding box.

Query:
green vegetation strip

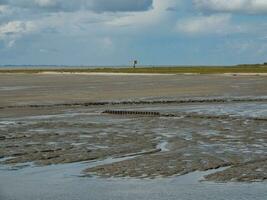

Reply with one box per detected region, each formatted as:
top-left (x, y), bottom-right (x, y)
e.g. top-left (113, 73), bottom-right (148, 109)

top-left (0, 65), bottom-right (267, 74)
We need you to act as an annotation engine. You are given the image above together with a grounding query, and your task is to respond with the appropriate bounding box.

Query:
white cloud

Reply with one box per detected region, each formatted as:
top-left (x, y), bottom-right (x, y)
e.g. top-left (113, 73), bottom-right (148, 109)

top-left (194, 0), bottom-right (267, 14)
top-left (0, 5), bottom-right (12, 17)
top-left (0, 20), bottom-right (36, 36)
top-left (0, 0), bottom-right (160, 47)
top-left (34, 0), bottom-right (57, 7)
top-left (106, 0), bottom-right (176, 28)
top-left (0, 5), bottom-right (7, 13)
top-left (175, 14), bottom-right (244, 35)
top-left (0, 20), bottom-right (36, 46)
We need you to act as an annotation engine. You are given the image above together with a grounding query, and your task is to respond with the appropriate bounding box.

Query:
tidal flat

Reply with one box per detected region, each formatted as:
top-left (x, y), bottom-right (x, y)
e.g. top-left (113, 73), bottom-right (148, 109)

top-left (0, 73), bottom-right (266, 199)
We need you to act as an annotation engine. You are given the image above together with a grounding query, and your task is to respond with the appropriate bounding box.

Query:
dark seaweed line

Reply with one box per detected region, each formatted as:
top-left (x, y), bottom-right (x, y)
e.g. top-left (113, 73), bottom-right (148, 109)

top-left (164, 113), bottom-right (267, 122)
top-left (1, 97), bottom-right (267, 110)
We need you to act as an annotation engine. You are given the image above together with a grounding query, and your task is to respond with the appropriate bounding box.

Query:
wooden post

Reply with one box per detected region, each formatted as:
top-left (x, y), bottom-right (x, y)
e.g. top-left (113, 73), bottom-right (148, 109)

top-left (133, 60), bottom-right (137, 69)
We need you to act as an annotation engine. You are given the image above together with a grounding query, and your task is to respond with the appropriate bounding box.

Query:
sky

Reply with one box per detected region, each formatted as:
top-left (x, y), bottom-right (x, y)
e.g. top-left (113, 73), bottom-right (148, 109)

top-left (0, 0), bottom-right (267, 66)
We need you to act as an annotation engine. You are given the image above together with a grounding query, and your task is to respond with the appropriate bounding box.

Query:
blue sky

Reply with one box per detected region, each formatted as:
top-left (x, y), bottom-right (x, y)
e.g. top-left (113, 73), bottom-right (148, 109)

top-left (0, 0), bottom-right (267, 66)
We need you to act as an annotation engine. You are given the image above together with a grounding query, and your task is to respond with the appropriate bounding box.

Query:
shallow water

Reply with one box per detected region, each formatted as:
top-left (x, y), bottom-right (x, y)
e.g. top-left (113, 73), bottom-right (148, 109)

top-left (0, 161), bottom-right (266, 200)
top-left (0, 101), bottom-right (266, 199)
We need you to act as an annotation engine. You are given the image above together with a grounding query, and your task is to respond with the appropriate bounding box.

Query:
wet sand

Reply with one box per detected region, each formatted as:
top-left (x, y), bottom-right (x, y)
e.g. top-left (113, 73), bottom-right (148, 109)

top-left (0, 73), bottom-right (266, 199)
top-left (0, 73), bottom-right (266, 107)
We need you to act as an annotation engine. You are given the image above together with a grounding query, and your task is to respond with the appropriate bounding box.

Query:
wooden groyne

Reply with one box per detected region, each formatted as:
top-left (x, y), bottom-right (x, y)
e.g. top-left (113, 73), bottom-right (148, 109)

top-left (102, 110), bottom-right (160, 116)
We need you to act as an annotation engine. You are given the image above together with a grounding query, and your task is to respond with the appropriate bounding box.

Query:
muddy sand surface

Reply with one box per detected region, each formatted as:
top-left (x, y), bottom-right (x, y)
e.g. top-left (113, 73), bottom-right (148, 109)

top-left (0, 74), bottom-right (266, 199)
top-left (0, 73), bottom-right (266, 106)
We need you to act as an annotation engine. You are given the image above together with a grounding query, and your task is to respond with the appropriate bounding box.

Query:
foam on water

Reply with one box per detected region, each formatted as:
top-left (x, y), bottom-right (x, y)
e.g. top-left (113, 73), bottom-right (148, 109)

top-left (156, 141), bottom-right (169, 152)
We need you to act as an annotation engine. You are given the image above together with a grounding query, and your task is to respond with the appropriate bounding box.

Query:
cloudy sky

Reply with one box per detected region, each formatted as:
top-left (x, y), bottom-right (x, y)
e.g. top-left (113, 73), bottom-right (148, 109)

top-left (0, 0), bottom-right (267, 66)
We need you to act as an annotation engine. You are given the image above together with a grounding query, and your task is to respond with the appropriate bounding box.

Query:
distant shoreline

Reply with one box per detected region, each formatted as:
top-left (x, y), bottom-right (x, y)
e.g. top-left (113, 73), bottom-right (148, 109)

top-left (38, 72), bottom-right (267, 76)
top-left (0, 65), bottom-right (267, 75)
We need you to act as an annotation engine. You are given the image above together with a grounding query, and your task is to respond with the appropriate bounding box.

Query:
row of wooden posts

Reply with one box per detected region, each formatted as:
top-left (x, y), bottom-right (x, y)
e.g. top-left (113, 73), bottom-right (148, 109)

top-left (103, 110), bottom-right (160, 116)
